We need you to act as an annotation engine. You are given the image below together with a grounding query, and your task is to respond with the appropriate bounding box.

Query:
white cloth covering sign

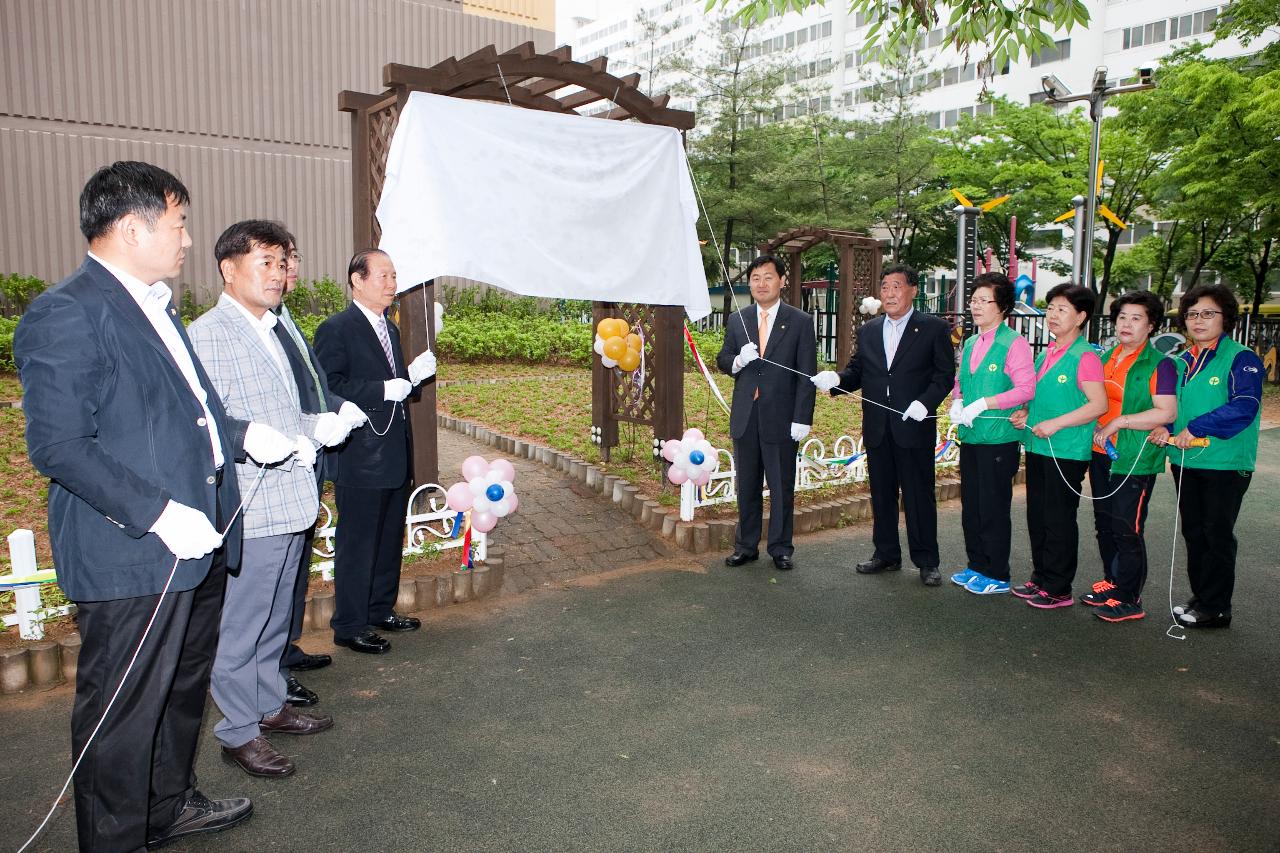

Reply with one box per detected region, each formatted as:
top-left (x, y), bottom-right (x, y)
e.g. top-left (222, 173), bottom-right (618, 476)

top-left (376, 92), bottom-right (712, 321)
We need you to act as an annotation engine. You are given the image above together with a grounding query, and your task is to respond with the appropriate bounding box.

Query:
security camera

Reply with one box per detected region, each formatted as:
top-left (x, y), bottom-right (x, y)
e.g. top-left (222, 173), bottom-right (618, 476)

top-left (1041, 74), bottom-right (1068, 99)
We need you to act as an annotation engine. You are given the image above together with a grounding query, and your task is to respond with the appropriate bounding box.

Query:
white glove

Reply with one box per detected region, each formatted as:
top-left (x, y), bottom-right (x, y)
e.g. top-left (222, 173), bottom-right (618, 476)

top-left (149, 499), bottom-right (223, 561)
top-left (244, 421), bottom-right (295, 464)
top-left (949, 398), bottom-right (964, 425)
top-left (337, 400), bottom-right (369, 430)
top-left (961, 397), bottom-right (989, 427)
top-left (812, 370), bottom-right (840, 392)
top-left (293, 435), bottom-right (317, 471)
top-left (790, 422), bottom-right (811, 442)
top-left (434, 301), bottom-right (445, 334)
top-left (384, 378), bottom-right (413, 402)
top-left (732, 342), bottom-right (759, 373)
top-left (312, 411), bottom-right (352, 447)
top-left (408, 350), bottom-right (437, 385)
top-left (902, 400), bottom-right (928, 422)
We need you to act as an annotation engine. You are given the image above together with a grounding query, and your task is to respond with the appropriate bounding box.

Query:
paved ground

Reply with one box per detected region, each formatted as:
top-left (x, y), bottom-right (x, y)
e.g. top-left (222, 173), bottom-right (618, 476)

top-left (3, 431), bottom-right (1278, 852)
top-left (437, 430), bottom-right (678, 594)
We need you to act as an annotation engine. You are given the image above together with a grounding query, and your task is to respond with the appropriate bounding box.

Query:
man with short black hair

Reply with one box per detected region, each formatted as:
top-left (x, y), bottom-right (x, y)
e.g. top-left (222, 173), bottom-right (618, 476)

top-left (813, 264), bottom-right (955, 586)
top-left (15, 162), bottom-right (297, 849)
top-left (716, 254), bottom-right (817, 571)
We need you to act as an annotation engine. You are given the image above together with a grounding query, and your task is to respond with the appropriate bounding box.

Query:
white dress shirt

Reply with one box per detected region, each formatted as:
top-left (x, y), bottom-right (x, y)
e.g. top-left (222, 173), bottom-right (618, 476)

top-left (220, 293), bottom-right (288, 378)
top-left (883, 307), bottom-right (914, 366)
top-left (731, 301), bottom-right (780, 374)
top-left (89, 252), bottom-right (224, 468)
top-left (354, 300), bottom-right (399, 377)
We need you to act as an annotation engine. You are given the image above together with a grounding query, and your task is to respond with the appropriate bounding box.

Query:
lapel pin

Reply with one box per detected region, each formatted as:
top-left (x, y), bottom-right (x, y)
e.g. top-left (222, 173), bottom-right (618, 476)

top-left (169, 308), bottom-right (177, 316)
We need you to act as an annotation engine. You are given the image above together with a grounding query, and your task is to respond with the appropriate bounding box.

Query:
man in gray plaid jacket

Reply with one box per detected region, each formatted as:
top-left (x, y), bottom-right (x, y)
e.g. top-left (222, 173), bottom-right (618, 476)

top-left (189, 220), bottom-right (361, 778)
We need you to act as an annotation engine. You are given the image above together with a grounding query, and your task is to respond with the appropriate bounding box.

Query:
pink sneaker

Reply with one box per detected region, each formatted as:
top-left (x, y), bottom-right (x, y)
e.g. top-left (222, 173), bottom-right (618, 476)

top-left (1011, 582), bottom-right (1041, 599)
top-left (1026, 590), bottom-right (1075, 609)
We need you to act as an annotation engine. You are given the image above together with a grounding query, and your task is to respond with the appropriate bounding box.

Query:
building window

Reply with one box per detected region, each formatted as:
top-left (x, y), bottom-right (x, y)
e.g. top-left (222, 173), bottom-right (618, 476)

top-left (1030, 38), bottom-right (1071, 66)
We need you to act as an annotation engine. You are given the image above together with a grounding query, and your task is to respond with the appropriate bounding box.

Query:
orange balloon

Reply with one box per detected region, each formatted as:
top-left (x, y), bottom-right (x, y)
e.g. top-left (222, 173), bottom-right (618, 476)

top-left (626, 333), bottom-right (642, 351)
top-left (602, 336), bottom-right (627, 361)
top-left (617, 348), bottom-right (641, 371)
top-left (613, 319), bottom-right (632, 339)
top-left (596, 318), bottom-right (616, 338)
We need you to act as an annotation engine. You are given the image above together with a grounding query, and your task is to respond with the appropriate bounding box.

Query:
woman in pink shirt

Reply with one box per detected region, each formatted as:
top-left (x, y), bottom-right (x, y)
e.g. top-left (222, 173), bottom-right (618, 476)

top-left (1010, 283), bottom-right (1108, 608)
top-left (948, 272), bottom-right (1036, 595)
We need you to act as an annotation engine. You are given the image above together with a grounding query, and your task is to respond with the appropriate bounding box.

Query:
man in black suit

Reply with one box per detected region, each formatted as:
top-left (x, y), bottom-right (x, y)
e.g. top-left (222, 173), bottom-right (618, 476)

top-left (313, 249), bottom-right (436, 654)
top-left (14, 161), bottom-right (297, 850)
top-left (813, 264), bottom-right (955, 585)
top-left (715, 254), bottom-right (817, 571)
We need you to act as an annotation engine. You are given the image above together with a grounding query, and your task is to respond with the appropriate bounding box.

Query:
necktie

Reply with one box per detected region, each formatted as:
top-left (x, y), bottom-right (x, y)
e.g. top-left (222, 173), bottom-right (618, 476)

top-left (279, 306), bottom-right (328, 412)
top-left (375, 316), bottom-right (397, 375)
top-left (754, 308), bottom-right (769, 400)
top-left (886, 320), bottom-right (900, 366)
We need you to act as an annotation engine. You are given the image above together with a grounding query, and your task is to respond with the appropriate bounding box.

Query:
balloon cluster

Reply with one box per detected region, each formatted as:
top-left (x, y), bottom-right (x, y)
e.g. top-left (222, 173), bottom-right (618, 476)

top-left (594, 318), bottom-right (643, 372)
top-left (660, 428), bottom-right (720, 487)
top-left (859, 296), bottom-right (883, 315)
top-left (445, 455), bottom-right (519, 534)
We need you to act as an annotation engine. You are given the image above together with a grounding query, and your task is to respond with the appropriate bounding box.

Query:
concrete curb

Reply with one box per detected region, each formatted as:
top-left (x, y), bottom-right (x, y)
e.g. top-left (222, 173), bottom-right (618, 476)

top-left (0, 633), bottom-right (84, 695)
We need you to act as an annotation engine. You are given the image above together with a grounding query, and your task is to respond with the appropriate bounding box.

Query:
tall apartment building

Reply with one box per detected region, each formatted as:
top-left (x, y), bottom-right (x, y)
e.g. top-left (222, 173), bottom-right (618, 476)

top-left (0, 0), bottom-right (555, 300)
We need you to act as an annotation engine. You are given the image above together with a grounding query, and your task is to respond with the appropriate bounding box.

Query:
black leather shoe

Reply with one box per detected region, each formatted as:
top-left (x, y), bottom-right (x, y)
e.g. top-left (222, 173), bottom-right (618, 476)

top-left (920, 567), bottom-right (942, 586)
top-left (856, 556), bottom-right (901, 574)
top-left (334, 631), bottom-right (391, 654)
top-left (773, 555), bottom-right (794, 571)
top-left (221, 736), bottom-right (294, 778)
top-left (147, 791), bottom-right (253, 848)
top-left (724, 551), bottom-right (759, 567)
top-left (259, 704), bottom-right (334, 736)
top-left (372, 613), bottom-right (420, 632)
top-left (285, 675), bottom-right (318, 708)
top-left (1175, 608), bottom-right (1231, 629)
top-left (287, 651), bottom-right (332, 672)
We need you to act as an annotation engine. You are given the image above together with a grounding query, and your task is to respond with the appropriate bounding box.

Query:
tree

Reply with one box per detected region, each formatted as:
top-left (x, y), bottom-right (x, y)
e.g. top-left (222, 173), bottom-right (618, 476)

top-left (628, 10), bottom-right (681, 97)
top-left (707, 0), bottom-right (1091, 75)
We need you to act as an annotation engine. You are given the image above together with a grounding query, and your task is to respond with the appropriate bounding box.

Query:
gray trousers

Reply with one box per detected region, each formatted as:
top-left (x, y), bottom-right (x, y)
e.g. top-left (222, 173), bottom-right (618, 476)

top-left (212, 531), bottom-right (305, 748)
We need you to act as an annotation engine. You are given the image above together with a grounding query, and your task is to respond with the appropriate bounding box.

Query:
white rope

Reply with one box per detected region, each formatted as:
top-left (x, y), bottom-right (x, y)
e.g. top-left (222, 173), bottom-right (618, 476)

top-left (17, 462), bottom-right (271, 853)
top-left (495, 63), bottom-right (515, 106)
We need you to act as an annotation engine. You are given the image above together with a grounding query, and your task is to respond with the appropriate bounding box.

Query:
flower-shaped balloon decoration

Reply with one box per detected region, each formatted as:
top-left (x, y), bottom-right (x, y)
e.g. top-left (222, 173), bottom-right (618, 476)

top-left (593, 318), bottom-right (643, 372)
top-left (859, 296), bottom-right (883, 316)
top-left (660, 428), bottom-right (720, 487)
top-left (445, 455), bottom-right (519, 535)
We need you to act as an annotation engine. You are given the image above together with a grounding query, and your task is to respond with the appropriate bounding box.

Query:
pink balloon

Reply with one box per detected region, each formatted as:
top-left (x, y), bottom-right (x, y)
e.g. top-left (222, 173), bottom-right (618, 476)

top-left (667, 466), bottom-right (689, 485)
top-left (461, 455), bottom-right (489, 481)
top-left (489, 458), bottom-right (516, 483)
top-left (471, 511), bottom-right (498, 533)
top-left (446, 482), bottom-right (474, 512)
top-left (661, 440), bottom-right (679, 463)
top-left (682, 428), bottom-right (704, 445)
top-left (507, 492), bottom-right (519, 514)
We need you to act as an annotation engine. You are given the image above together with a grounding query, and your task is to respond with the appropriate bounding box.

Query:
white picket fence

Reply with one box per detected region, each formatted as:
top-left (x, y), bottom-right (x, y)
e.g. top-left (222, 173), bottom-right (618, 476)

top-left (2, 530), bottom-right (73, 640)
top-left (678, 427), bottom-right (961, 522)
top-left (311, 481), bottom-right (487, 580)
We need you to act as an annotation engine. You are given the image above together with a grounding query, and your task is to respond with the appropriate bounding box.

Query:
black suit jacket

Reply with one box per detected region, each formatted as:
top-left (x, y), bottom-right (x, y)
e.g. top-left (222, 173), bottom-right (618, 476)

top-left (313, 303), bottom-right (415, 489)
top-left (834, 311), bottom-right (955, 449)
top-left (715, 302), bottom-right (818, 442)
top-left (14, 258), bottom-right (246, 602)
top-left (274, 308), bottom-right (345, 483)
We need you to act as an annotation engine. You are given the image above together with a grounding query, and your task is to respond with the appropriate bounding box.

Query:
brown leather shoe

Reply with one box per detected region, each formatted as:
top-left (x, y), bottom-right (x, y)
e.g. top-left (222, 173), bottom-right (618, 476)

top-left (221, 736), bottom-right (294, 778)
top-left (259, 703), bottom-right (334, 736)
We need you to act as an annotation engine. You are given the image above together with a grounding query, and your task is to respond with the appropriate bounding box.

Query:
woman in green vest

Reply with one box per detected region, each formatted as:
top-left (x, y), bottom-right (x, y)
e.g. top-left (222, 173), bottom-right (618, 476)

top-left (1088, 291), bottom-right (1178, 623)
top-left (948, 272), bottom-right (1035, 595)
top-left (1009, 283), bottom-right (1108, 609)
top-left (1148, 283), bottom-right (1262, 629)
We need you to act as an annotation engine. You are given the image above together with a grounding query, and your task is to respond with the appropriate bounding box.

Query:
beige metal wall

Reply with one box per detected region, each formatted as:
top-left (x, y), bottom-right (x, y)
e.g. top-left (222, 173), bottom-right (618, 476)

top-left (0, 0), bottom-right (555, 302)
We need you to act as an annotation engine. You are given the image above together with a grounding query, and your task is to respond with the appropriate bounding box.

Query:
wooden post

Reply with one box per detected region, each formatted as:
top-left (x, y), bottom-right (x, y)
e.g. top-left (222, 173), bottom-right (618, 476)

top-left (591, 301), bottom-right (618, 460)
top-left (653, 305), bottom-right (684, 443)
top-left (400, 281), bottom-right (439, 486)
top-left (787, 251), bottom-right (803, 308)
top-left (836, 240), bottom-right (855, 368)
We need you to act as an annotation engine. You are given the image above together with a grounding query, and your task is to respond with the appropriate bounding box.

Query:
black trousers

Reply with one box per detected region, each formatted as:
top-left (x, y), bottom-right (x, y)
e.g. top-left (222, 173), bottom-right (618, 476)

top-left (867, 431), bottom-right (939, 569)
top-left (71, 543), bottom-right (228, 852)
top-left (959, 441), bottom-right (1021, 581)
top-left (1089, 451), bottom-right (1157, 604)
top-left (732, 404), bottom-right (798, 558)
top-left (332, 480), bottom-right (409, 639)
top-left (1025, 451), bottom-right (1089, 596)
top-left (1171, 465), bottom-right (1251, 613)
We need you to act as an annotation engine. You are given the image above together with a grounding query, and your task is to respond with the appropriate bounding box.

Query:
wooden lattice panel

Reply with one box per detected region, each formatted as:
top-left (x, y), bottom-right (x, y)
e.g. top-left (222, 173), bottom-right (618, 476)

top-left (368, 103), bottom-right (401, 244)
top-left (849, 244), bottom-right (876, 299)
top-left (609, 303), bottom-right (658, 425)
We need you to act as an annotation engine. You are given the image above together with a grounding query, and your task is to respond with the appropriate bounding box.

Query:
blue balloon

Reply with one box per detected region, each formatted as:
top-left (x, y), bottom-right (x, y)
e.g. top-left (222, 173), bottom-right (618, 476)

top-left (485, 483), bottom-right (505, 502)
top-left (688, 449), bottom-right (705, 466)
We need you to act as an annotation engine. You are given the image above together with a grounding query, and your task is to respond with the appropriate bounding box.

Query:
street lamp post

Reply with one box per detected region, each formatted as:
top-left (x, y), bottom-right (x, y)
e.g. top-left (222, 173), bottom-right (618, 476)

top-left (1041, 67), bottom-right (1155, 289)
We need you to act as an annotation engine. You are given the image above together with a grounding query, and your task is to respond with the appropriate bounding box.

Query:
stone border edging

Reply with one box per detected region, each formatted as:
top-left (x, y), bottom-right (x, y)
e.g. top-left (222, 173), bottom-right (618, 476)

top-left (434, 413), bottom-right (1011, 558)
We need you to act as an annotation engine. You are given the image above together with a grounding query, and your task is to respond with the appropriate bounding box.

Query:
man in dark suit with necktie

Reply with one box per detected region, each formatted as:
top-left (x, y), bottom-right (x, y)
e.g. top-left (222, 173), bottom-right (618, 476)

top-left (14, 161), bottom-right (299, 850)
top-left (716, 254), bottom-right (817, 571)
top-left (313, 249), bottom-right (436, 654)
top-left (813, 264), bottom-right (955, 585)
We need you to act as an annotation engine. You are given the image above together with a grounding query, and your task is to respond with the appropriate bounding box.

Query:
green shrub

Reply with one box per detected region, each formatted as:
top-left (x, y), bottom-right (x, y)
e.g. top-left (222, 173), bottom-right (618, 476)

top-left (436, 314), bottom-right (593, 365)
top-left (0, 317), bottom-right (18, 370)
top-left (0, 274), bottom-right (46, 316)
top-left (284, 277), bottom-right (346, 319)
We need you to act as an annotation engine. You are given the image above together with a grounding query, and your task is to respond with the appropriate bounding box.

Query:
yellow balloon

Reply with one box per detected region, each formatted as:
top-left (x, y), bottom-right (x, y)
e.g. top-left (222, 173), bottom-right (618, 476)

top-left (596, 318), bottom-right (615, 338)
top-left (612, 319), bottom-right (632, 339)
top-left (617, 348), bottom-right (641, 372)
top-left (626, 333), bottom-right (642, 352)
top-left (603, 336), bottom-right (627, 361)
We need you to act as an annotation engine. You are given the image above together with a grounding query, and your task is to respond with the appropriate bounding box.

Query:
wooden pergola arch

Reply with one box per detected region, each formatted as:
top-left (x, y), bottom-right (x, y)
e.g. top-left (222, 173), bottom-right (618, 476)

top-left (339, 42), bottom-right (696, 481)
top-left (758, 226), bottom-right (884, 367)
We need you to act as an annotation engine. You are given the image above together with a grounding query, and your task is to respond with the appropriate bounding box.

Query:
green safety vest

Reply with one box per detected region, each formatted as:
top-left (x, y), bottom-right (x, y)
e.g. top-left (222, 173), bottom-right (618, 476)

top-left (1100, 342), bottom-right (1167, 476)
top-left (1024, 335), bottom-right (1094, 461)
top-left (958, 324), bottom-right (1022, 445)
top-left (1168, 336), bottom-right (1259, 472)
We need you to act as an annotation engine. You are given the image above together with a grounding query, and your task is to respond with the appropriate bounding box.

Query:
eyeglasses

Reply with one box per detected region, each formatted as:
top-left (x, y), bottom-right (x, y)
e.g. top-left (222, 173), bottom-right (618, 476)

top-left (288, 252), bottom-right (302, 263)
top-left (968, 298), bottom-right (995, 307)
top-left (1184, 309), bottom-right (1220, 321)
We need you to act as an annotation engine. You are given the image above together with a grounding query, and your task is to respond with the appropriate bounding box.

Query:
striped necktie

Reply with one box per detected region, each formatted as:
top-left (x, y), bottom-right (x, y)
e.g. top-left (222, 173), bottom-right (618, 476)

top-left (375, 316), bottom-right (397, 375)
